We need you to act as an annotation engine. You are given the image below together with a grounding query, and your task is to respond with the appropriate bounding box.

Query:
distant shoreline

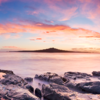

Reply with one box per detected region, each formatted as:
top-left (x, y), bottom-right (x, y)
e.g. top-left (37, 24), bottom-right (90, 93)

top-left (1, 47), bottom-right (99, 53)
top-left (10, 47), bottom-right (99, 53)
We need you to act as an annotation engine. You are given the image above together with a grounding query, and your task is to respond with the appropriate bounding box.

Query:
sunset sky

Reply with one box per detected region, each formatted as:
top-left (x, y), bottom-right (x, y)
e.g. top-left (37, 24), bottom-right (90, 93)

top-left (1, 0), bottom-right (100, 51)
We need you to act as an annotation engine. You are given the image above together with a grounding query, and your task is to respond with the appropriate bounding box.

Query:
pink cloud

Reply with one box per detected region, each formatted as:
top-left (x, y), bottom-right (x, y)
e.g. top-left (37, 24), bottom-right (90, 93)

top-left (36, 38), bottom-right (42, 40)
top-left (0, 22), bottom-right (100, 39)
top-left (30, 37), bottom-right (42, 41)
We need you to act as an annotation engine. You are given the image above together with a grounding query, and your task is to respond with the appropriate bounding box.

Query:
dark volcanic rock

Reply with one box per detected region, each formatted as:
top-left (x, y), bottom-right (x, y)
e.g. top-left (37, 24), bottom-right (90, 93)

top-left (35, 72), bottom-right (58, 81)
top-left (0, 69), bottom-right (39, 100)
top-left (64, 72), bottom-right (92, 79)
top-left (92, 71), bottom-right (100, 76)
top-left (24, 77), bottom-right (33, 82)
top-left (26, 85), bottom-right (34, 94)
top-left (0, 74), bottom-right (27, 86)
top-left (49, 76), bottom-right (65, 85)
top-left (0, 69), bottom-right (14, 74)
top-left (35, 88), bottom-right (42, 99)
top-left (0, 84), bottom-right (39, 100)
top-left (42, 84), bottom-right (71, 100)
top-left (42, 83), bottom-right (100, 100)
top-left (35, 72), bottom-right (69, 85)
top-left (77, 81), bottom-right (100, 94)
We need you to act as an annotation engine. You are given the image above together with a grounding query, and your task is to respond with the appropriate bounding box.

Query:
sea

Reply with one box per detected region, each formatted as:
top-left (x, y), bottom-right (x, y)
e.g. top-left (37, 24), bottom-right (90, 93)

top-left (0, 52), bottom-right (100, 90)
top-left (0, 52), bottom-right (100, 77)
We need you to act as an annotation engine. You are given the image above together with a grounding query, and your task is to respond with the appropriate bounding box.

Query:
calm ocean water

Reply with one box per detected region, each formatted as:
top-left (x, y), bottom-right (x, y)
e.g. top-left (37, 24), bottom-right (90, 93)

top-left (0, 52), bottom-right (100, 78)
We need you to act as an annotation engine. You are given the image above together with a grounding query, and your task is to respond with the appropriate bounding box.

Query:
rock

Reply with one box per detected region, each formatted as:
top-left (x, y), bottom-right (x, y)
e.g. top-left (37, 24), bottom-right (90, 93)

top-left (0, 84), bottom-right (39, 100)
top-left (0, 74), bottom-right (27, 87)
top-left (64, 72), bottom-right (92, 79)
top-left (24, 77), bottom-right (33, 82)
top-left (38, 83), bottom-right (41, 86)
top-left (42, 83), bottom-right (100, 100)
top-left (42, 84), bottom-right (71, 100)
top-left (0, 69), bottom-right (39, 100)
top-left (0, 69), bottom-right (14, 75)
top-left (35, 88), bottom-right (42, 99)
top-left (35, 72), bottom-right (69, 85)
top-left (49, 76), bottom-right (65, 85)
top-left (35, 72), bottom-right (58, 81)
top-left (92, 71), bottom-right (100, 76)
top-left (50, 83), bottom-right (71, 93)
top-left (26, 85), bottom-right (34, 94)
top-left (76, 81), bottom-right (100, 94)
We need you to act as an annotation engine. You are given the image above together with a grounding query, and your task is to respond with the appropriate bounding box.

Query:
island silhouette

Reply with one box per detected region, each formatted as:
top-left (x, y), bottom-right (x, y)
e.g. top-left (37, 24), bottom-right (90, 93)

top-left (17, 47), bottom-right (73, 53)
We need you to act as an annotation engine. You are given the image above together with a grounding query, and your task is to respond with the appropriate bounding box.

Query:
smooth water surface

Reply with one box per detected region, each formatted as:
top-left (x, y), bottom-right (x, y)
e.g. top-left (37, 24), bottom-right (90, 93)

top-left (0, 52), bottom-right (100, 78)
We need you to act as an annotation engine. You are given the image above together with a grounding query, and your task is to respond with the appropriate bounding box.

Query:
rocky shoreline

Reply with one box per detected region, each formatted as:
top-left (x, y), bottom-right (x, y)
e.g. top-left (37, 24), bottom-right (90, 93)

top-left (0, 70), bottom-right (100, 100)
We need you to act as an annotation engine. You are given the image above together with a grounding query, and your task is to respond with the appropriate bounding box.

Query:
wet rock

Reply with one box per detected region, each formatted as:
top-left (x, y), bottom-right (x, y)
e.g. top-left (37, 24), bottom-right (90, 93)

top-left (0, 74), bottom-right (27, 87)
top-left (42, 83), bottom-right (100, 100)
top-left (92, 71), bottom-right (100, 76)
top-left (24, 77), bottom-right (33, 82)
top-left (49, 76), bottom-right (65, 85)
top-left (35, 88), bottom-right (42, 99)
top-left (0, 84), bottom-right (39, 100)
top-left (26, 85), bottom-right (34, 94)
top-left (42, 84), bottom-right (71, 100)
top-left (0, 69), bottom-right (39, 100)
top-left (76, 81), bottom-right (100, 94)
top-left (38, 83), bottom-right (41, 86)
top-left (0, 69), bottom-right (14, 75)
top-left (35, 72), bottom-right (58, 81)
top-left (64, 72), bottom-right (92, 79)
top-left (35, 72), bottom-right (69, 85)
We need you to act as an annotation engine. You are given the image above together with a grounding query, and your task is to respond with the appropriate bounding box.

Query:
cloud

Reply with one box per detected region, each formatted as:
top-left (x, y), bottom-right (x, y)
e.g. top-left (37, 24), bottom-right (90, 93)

top-left (45, 20), bottom-right (53, 23)
top-left (36, 38), bottom-right (42, 40)
top-left (79, 36), bottom-right (100, 38)
top-left (0, 22), bottom-right (100, 39)
top-left (3, 46), bottom-right (23, 50)
top-left (25, 0), bottom-right (78, 21)
top-left (30, 37), bottom-right (42, 41)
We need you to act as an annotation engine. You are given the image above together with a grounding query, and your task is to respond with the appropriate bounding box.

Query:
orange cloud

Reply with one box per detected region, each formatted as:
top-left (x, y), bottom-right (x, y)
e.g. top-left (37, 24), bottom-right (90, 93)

top-left (36, 38), bottom-right (42, 40)
top-left (0, 23), bottom-right (26, 35)
top-left (0, 22), bottom-right (100, 39)
top-left (79, 36), bottom-right (100, 38)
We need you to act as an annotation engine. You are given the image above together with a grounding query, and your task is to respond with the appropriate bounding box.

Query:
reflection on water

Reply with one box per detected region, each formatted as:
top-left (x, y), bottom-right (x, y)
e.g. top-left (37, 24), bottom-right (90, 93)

top-left (0, 52), bottom-right (100, 78)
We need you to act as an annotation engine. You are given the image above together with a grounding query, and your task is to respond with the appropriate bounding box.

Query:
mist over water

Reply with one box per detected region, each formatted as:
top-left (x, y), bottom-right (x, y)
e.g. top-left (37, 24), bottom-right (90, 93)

top-left (0, 52), bottom-right (100, 78)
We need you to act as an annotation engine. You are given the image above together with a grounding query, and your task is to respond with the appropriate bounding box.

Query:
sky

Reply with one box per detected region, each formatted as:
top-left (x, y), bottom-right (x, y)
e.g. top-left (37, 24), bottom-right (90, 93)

top-left (1, 0), bottom-right (100, 52)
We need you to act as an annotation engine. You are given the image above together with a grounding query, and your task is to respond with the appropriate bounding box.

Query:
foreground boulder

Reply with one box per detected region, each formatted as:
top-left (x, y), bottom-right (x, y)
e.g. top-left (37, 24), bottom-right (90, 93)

top-left (0, 69), bottom-right (40, 100)
top-left (26, 85), bottom-right (34, 94)
top-left (24, 77), bottom-right (33, 82)
top-left (42, 83), bottom-right (71, 100)
top-left (42, 83), bottom-right (100, 100)
top-left (0, 69), bottom-right (14, 74)
top-left (0, 84), bottom-right (39, 100)
top-left (35, 88), bottom-right (42, 99)
top-left (64, 72), bottom-right (92, 79)
top-left (77, 81), bottom-right (100, 94)
top-left (0, 74), bottom-right (27, 87)
top-left (35, 72), bottom-right (58, 81)
top-left (92, 71), bottom-right (100, 76)
top-left (35, 72), bottom-right (69, 85)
